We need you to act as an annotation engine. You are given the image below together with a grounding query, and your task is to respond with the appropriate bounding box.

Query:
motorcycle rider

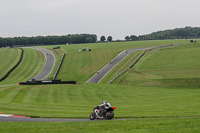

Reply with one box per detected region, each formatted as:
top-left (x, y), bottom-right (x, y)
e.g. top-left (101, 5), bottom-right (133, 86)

top-left (94, 100), bottom-right (111, 117)
top-left (98, 100), bottom-right (111, 109)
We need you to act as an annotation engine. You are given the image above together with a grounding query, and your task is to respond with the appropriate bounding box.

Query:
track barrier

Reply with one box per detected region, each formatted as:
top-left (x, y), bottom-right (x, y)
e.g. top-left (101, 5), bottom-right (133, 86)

top-left (19, 80), bottom-right (76, 85)
top-left (53, 53), bottom-right (65, 80)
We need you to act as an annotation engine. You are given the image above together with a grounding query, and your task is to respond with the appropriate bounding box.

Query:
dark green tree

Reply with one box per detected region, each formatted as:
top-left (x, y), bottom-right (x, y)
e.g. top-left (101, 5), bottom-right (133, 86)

top-left (130, 35), bottom-right (138, 41)
top-left (100, 36), bottom-right (106, 42)
top-left (107, 36), bottom-right (113, 42)
top-left (125, 36), bottom-right (130, 41)
top-left (85, 37), bottom-right (94, 43)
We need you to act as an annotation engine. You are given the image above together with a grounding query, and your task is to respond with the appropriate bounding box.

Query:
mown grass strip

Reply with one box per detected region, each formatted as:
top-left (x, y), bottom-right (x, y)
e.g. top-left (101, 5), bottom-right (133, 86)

top-left (0, 118), bottom-right (200, 133)
top-left (0, 84), bottom-right (200, 118)
top-left (0, 48), bottom-right (19, 78)
top-left (0, 48), bottom-right (45, 85)
top-left (0, 48), bottom-right (23, 82)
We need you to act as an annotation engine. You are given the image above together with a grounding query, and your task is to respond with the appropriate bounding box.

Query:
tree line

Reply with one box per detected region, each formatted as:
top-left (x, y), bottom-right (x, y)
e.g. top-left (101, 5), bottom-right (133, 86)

top-left (0, 34), bottom-right (97, 47)
top-left (1, 26), bottom-right (199, 47)
top-left (125, 26), bottom-right (200, 41)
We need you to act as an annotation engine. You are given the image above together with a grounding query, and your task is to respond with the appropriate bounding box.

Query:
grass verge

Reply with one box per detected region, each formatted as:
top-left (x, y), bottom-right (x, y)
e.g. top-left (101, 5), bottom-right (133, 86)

top-left (0, 48), bottom-right (20, 79)
top-left (0, 118), bottom-right (200, 132)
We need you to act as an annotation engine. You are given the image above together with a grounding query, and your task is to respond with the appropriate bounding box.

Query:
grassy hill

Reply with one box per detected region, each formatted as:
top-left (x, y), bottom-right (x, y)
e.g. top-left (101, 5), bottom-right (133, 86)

top-left (0, 40), bottom-right (190, 84)
top-left (0, 48), bottom-right (20, 79)
top-left (1, 39), bottom-right (199, 118)
top-left (0, 48), bottom-right (45, 85)
top-left (49, 40), bottom-right (188, 83)
top-left (111, 42), bottom-right (200, 88)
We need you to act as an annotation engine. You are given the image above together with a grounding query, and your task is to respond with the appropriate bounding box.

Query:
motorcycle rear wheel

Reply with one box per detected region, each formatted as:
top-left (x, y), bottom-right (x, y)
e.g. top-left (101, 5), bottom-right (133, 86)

top-left (106, 111), bottom-right (114, 120)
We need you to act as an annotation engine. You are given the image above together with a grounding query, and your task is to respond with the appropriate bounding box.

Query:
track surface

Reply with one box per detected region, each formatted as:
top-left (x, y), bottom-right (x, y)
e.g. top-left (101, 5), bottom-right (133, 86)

top-left (0, 116), bottom-right (89, 122)
top-left (34, 48), bottom-right (55, 80)
top-left (1, 116), bottom-right (200, 122)
top-left (87, 47), bottom-right (152, 83)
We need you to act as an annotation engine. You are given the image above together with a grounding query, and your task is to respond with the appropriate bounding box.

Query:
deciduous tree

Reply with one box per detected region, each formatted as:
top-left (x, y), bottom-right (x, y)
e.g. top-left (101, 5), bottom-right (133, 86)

top-left (107, 36), bottom-right (112, 42)
top-left (100, 36), bottom-right (106, 42)
top-left (125, 36), bottom-right (130, 41)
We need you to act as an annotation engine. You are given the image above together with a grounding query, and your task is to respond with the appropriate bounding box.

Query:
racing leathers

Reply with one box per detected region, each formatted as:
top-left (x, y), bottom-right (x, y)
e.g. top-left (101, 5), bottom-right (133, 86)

top-left (95, 102), bottom-right (111, 117)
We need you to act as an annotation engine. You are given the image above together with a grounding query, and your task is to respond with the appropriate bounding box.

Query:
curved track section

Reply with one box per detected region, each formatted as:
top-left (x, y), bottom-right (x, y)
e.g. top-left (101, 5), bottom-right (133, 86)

top-left (34, 48), bottom-right (55, 80)
top-left (86, 47), bottom-right (152, 83)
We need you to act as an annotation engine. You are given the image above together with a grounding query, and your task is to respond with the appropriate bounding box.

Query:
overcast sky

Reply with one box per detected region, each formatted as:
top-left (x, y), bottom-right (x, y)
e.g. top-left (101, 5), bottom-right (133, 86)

top-left (1, 0), bottom-right (200, 40)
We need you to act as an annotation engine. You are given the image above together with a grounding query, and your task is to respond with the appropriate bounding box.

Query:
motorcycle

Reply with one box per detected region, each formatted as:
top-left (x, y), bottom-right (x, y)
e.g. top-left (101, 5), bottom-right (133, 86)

top-left (89, 106), bottom-right (116, 120)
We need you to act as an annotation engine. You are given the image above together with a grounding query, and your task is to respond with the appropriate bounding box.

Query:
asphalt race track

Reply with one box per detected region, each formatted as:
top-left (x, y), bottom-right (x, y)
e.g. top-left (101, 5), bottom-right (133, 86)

top-left (0, 116), bottom-right (129, 122)
top-left (86, 47), bottom-right (153, 83)
top-left (0, 116), bottom-right (90, 122)
top-left (1, 116), bottom-right (199, 122)
top-left (34, 48), bottom-right (55, 80)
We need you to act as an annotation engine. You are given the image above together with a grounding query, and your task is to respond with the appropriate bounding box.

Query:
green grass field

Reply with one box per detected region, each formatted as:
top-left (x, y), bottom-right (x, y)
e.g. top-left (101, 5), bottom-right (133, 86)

top-left (111, 43), bottom-right (200, 88)
top-left (0, 48), bottom-right (20, 79)
top-left (0, 83), bottom-right (200, 118)
top-left (0, 40), bottom-right (189, 84)
top-left (0, 118), bottom-right (200, 133)
top-left (0, 48), bottom-right (45, 85)
top-left (52, 40), bottom-right (188, 83)
top-left (0, 40), bottom-right (200, 132)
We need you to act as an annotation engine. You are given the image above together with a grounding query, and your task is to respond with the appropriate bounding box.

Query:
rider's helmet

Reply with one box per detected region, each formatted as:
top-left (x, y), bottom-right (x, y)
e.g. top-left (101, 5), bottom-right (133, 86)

top-left (102, 100), bottom-right (107, 105)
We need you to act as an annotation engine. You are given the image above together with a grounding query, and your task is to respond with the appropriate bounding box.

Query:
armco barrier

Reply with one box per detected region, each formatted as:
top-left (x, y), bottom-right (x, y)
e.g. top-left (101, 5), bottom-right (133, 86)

top-left (19, 80), bottom-right (76, 85)
top-left (0, 48), bottom-right (24, 82)
top-left (108, 43), bottom-right (187, 84)
top-left (53, 53), bottom-right (65, 80)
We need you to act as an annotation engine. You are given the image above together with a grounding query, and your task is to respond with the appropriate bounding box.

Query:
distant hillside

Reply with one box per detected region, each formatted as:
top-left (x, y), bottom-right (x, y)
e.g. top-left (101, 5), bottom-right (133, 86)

top-left (125, 27), bottom-right (200, 41)
top-left (143, 26), bottom-right (200, 40)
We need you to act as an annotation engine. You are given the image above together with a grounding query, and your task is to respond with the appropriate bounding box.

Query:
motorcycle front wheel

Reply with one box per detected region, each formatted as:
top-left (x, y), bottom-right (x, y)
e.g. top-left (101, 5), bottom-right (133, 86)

top-left (89, 113), bottom-right (95, 120)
